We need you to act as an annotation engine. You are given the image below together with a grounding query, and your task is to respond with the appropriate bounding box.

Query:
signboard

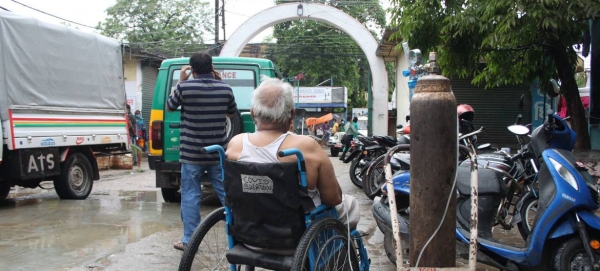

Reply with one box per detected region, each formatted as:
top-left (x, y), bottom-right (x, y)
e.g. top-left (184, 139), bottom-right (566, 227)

top-left (292, 87), bottom-right (332, 103)
top-left (531, 84), bottom-right (556, 128)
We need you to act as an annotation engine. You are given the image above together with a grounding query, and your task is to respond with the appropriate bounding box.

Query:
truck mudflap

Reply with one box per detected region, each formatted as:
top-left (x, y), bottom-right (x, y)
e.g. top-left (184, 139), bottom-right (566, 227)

top-left (1, 148), bottom-right (60, 180)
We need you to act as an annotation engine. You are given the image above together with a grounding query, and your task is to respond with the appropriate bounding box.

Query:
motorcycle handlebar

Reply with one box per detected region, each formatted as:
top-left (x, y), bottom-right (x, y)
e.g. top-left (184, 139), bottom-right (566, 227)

top-left (458, 126), bottom-right (484, 140)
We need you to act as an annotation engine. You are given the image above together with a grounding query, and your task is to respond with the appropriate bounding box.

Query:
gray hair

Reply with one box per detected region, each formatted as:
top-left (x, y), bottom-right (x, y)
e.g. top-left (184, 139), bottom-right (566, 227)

top-left (251, 76), bottom-right (295, 123)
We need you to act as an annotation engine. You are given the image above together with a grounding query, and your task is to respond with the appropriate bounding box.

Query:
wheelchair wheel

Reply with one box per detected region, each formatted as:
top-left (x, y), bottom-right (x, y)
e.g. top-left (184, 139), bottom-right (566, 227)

top-left (291, 217), bottom-right (360, 271)
top-left (178, 207), bottom-right (253, 271)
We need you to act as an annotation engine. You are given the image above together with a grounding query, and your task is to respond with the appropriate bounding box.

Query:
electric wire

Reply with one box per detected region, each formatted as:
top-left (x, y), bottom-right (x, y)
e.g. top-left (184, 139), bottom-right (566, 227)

top-left (10, 0), bottom-right (100, 29)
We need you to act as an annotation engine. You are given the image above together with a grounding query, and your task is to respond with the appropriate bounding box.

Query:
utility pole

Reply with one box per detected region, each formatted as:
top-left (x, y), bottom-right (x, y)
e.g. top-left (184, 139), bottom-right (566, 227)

top-left (409, 52), bottom-right (457, 267)
top-left (215, 0), bottom-right (219, 44)
top-left (221, 0), bottom-right (226, 42)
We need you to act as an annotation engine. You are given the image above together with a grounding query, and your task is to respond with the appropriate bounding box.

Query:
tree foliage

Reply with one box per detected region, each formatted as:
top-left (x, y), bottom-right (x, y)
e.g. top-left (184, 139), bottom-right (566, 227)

top-left (98, 0), bottom-right (214, 56)
top-left (390, 0), bottom-right (599, 148)
top-left (268, 0), bottom-right (387, 110)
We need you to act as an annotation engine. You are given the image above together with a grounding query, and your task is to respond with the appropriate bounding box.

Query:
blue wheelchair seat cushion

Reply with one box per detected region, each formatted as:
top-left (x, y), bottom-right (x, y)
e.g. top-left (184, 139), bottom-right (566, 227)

top-left (226, 244), bottom-right (294, 270)
top-left (224, 159), bottom-right (316, 250)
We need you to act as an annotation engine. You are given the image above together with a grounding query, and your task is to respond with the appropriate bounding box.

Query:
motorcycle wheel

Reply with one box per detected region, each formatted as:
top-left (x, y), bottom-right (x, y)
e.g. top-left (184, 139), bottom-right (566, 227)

top-left (384, 231), bottom-right (397, 265)
top-left (349, 157), bottom-right (364, 188)
top-left (363, 156), bottom-right (385, 200)
top-left (517, 196), bottom-right (538, 240)
top-left (553, 237), bottom-right (600, 271)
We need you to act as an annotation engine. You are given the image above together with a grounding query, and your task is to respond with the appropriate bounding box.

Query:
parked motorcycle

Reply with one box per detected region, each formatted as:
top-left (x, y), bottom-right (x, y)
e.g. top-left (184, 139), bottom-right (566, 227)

top-left (362, 104), bottom-right (484, 200)
top-left (344, 135), bottom-right (397, 188)
top-left (374, 105), bottom-right (600, 270)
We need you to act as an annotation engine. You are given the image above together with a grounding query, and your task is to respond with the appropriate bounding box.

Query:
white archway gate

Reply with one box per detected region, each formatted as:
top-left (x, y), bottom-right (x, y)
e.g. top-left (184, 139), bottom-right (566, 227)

top-left (220, 2), bottom-right (389, 135)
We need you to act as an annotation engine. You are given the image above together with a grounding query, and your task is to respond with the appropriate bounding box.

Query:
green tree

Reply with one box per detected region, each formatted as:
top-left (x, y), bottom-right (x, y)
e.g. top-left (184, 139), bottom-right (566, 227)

top-left (98, 0), bottom-right (214, 56)
top-left (267, 0), bottom-right (386, 109)
top-left (390, 0), bottom-right (599, 148)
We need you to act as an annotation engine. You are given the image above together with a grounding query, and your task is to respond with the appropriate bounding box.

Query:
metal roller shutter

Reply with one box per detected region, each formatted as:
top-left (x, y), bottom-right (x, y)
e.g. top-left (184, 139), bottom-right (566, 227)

top-left (141, 64), bottom-right (158, 133)
top-left (451, 78), bottom-right (532, 149)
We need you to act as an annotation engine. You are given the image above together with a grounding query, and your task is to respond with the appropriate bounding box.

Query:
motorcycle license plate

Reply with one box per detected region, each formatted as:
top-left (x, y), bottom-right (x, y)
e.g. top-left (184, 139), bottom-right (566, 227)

top-left (335, 143), bottom-right (342, 148)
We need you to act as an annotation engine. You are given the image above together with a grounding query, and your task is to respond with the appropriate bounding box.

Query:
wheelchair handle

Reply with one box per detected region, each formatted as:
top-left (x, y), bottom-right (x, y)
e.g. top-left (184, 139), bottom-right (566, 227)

top-left (278, 148), bottom-right (308, 186)
top-left (201, 145), bottom-right (226, 158)
top-left (200, 145), bottom-right (226, 180)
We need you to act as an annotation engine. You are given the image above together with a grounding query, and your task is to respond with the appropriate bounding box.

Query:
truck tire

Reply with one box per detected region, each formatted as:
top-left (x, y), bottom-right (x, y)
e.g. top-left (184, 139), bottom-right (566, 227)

top-left (226, 110), bottom-right (243, 142)
top-left (54, 153), bottom-right (93, 200)
top-left (0, 184), bottom-right (10, 201)
top-left (161, 188), bottom-right (181, 203)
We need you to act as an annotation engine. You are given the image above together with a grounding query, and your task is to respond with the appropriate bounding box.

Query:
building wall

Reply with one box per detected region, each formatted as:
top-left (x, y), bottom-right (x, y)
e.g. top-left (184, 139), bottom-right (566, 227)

top-left (123, 58), bottom-right (142, 113)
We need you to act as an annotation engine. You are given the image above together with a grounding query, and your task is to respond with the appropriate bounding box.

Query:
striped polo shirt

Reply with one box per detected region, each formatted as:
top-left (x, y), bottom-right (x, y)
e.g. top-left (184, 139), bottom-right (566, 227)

top-left (167, 74), bottom-right (237, 164)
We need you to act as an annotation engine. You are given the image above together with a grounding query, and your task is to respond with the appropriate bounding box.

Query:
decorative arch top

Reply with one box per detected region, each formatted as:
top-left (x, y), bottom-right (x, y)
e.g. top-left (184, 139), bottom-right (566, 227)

top-left (220, 2), bottom-right (389, 135)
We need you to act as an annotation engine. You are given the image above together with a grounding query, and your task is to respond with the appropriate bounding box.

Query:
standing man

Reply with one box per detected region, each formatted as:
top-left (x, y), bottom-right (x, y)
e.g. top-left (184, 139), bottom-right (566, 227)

top-left (126, 104), bottom-right (141, 166)
top-left (167, 52), bottom-right (237, 251)
top-left (339, 116), bottom-right (358, 161)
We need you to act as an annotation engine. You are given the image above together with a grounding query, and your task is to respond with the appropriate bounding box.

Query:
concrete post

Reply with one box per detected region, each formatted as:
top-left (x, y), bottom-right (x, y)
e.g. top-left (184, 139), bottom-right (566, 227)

top-left (409, 52), bottom-right (458, 267)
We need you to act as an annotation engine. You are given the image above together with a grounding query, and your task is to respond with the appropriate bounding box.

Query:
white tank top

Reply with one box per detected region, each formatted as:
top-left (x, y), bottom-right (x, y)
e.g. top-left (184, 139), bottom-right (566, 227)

top-left (237, 132), bottom-right (322, 207)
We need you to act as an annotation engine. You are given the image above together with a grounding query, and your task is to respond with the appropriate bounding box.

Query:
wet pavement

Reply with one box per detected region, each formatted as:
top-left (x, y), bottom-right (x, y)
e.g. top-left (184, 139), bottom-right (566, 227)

top-left (0, 151), bottom-right (550, 271)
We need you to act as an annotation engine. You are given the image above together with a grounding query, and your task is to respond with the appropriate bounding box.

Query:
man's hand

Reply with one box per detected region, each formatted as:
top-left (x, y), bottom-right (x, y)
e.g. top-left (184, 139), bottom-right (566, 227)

top-left (178, 65), bottom-right (192, 84)
top-left (213, 70), bottom-right (222, 81)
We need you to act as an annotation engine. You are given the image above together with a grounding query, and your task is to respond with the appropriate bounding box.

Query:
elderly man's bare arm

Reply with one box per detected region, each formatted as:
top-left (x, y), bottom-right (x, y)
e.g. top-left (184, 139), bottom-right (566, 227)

top-left (290, 135), bottom-right (342, 206)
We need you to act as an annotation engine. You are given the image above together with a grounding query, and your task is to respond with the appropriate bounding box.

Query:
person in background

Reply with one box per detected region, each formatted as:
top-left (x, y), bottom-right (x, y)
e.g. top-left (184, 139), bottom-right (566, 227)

top-left (339, 116), bottom-right (358, 161)
top-left (322, 121), bottom-right (331, 145)
top-left (332, 119), bottom-right (339, 134)
top-left (134, 110), bottom-right (146, 167)
top-left (126, 104), bottom-right (141, 166)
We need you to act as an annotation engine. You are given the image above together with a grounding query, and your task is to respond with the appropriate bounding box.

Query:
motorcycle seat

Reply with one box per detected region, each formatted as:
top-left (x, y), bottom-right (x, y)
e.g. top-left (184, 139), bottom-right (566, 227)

top-left (455, 166), bottom-right (506, 196)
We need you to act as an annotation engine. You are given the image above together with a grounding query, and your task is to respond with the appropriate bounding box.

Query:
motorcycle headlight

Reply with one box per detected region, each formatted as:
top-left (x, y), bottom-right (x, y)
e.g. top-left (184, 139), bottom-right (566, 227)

top-left (549, 157), bottom-right (578, 191)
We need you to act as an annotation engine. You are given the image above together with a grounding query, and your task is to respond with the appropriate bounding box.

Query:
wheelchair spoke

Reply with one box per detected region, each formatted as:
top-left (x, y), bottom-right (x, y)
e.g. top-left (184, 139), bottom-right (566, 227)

top-left (179, 207), bottom-right (231, 271)
top-left (291, 217), bottom-right (360, 271)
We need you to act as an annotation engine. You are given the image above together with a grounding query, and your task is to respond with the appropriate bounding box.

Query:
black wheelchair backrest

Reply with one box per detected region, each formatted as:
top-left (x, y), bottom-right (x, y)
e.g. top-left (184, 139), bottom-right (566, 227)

top-left (223, 159), bottom-right (316, 250)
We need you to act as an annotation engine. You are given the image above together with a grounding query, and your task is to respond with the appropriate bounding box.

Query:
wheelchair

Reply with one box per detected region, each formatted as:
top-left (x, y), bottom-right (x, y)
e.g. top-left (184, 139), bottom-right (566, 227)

top-left (178, 145), bottom-right (370, 271)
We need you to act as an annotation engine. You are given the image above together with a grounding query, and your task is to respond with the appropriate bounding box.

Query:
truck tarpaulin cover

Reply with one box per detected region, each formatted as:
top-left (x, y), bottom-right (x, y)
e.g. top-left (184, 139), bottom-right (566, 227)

top-left (0, 10), bottom-right (125, 120)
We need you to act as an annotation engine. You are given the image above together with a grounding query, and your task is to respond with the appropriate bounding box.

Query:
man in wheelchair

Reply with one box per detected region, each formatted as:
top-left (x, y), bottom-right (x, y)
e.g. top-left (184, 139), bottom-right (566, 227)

top-left (226, 77), bottom-right (360, 230)
top-left (178, 77), bottom-right (364, 271)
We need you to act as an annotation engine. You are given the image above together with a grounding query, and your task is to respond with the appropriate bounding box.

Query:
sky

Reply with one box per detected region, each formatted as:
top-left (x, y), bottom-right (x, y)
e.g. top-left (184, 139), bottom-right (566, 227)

top-left (0, 0), bottom-right (391, 43)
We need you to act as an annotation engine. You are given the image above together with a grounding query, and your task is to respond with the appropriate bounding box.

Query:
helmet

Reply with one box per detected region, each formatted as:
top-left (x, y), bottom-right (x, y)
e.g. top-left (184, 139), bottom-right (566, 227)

top-left (457, 104), bottom-right (474, 122)
top-left (457, 104), bottom-right (475, 134)
top-left (402, 124), bottom-right (411, 135)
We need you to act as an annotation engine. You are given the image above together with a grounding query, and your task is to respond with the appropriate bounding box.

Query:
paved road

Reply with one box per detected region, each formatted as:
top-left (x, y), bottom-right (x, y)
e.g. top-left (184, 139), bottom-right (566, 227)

top-left (0, 152), bottom-right (399, 271)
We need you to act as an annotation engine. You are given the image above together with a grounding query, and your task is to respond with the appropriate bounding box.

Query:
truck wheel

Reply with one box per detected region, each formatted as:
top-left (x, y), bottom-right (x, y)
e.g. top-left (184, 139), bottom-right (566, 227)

top-left (331, 148), bottom-right (339, 157)
top-left (161, 188), bottom-right (181, 203)
top-left (54, 153), bottom-right (93, 200)
top-left (0, 184), bottom-right (11, 201)
top-left (226, 110), bottom-right (243, 142)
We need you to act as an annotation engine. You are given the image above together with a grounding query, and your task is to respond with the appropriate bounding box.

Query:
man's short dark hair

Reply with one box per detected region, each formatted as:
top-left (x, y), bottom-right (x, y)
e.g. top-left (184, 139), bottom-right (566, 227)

top-left (190, 52), bottom-right (212, 74)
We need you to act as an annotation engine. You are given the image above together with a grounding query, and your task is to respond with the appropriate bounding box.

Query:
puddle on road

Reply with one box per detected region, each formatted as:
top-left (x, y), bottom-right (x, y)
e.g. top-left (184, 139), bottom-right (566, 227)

top-left (0, 190), bottom-right (214, 271)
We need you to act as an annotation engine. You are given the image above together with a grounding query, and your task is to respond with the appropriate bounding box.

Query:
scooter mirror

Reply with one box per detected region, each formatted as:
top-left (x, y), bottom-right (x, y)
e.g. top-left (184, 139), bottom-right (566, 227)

top-left (477, 143), bottom-right (491, 150)
top-left (396, 124), bottom-right (403, 129)
top-left (548, 79), bottom-right (560, 98)
top-left (508, 125), bottom-right (530, 135)
top-left (518, 94), bottom-right (525, 111)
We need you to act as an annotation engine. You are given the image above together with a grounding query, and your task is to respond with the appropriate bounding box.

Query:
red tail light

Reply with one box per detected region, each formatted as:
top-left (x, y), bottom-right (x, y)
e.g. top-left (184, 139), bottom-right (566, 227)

top-left (151, 120), bottom-right (163, 150)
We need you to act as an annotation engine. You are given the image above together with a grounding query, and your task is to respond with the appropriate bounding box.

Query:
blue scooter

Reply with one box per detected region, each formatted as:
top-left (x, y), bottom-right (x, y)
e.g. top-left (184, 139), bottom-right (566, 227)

top-left (374, 109), bottom-right (600, 270)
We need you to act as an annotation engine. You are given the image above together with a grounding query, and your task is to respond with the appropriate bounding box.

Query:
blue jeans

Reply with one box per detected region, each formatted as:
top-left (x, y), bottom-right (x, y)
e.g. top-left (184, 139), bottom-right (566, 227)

top-left (180, 163), bottom-right (226, 244)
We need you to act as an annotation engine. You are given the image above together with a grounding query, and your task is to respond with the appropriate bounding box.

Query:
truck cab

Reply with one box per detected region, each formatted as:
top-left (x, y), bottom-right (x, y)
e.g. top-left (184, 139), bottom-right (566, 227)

top-left (148, 57), bottom-right (283, 202)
